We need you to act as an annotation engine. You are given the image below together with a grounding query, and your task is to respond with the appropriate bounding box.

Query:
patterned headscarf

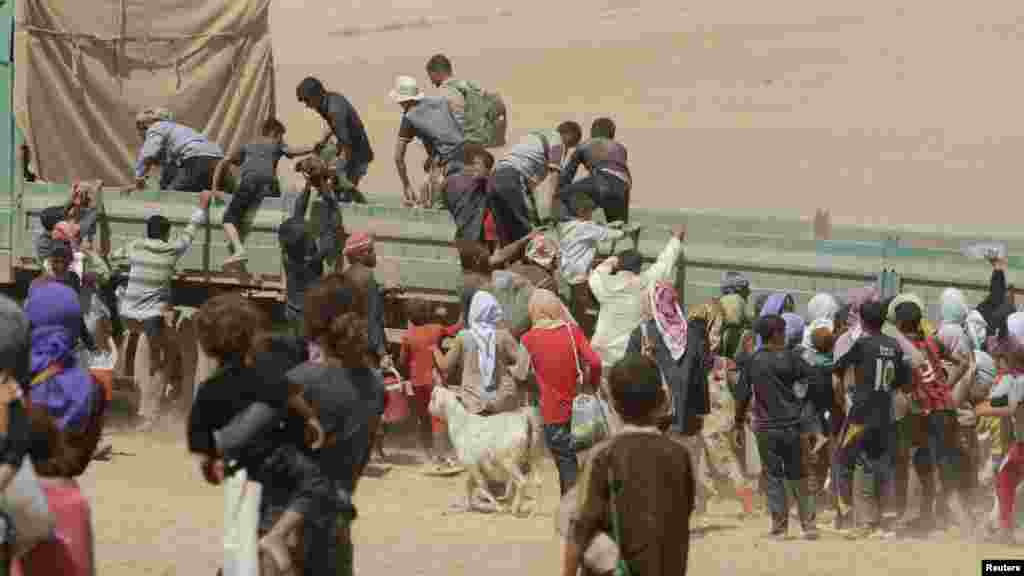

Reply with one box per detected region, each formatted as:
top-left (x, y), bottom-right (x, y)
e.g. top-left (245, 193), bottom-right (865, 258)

top-left (468, 291), bottom-right (503, 398)
top-left (834, 284), bottom-right (881, 359)
top-left (343, 232), bottom-right (374, 258)
top-left (650, 281), bottom-right (687, 361)
top-left (24, 282), bottom-right (98, 431)
top-left (525, 235), bottom-right (558, 270)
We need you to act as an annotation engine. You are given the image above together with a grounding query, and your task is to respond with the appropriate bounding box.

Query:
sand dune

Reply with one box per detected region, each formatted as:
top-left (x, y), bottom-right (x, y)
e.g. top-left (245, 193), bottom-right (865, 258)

top-left (268, 0), bottom-right (1024, 229)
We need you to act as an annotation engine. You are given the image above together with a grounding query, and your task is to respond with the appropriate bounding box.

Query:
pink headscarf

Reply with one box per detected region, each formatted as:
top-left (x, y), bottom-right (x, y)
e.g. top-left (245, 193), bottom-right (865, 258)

top-left (651, 281), bottom-right (687, 361)
top-left (343, 232), bottom-right (374, 258)
top-left (834, 284), bottom-right (880, 359)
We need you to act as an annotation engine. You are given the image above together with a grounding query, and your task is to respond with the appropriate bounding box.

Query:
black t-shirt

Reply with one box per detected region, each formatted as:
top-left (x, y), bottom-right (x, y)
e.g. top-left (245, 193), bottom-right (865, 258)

top-left (318, 92), bottom-right (374, 166)
top-left (835, 333), bottom-right (910, 430)
top-left (735, 348), bottom-right (817, 432)
top-left (286, 363), bottom-right (385, 493)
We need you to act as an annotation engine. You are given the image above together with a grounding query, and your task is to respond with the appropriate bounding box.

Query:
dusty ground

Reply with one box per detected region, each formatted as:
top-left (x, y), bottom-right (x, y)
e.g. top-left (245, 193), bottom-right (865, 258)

top-left (82, 411), bottom-right (1018, 576)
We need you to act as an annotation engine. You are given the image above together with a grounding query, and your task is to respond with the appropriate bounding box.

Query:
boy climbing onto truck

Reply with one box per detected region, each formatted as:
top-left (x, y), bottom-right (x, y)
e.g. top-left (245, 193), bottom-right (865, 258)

top-left (213, 118), bottom-right (317, 267)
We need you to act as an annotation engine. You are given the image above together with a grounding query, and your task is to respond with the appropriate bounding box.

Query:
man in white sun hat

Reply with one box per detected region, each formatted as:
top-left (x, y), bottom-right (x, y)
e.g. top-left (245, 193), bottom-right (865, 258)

top-left (391, 75), bottom-right (465, 208)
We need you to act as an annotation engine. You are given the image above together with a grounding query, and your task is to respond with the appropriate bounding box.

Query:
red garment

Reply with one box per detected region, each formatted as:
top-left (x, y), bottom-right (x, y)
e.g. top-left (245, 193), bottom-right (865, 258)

top-left (443, 322), bottom-right (463, 338)
top-left (401, 324), bottom-right (445, 388)
top-left (483, 210), bottom-right (498, 242)
top-left (997, 442), bottom-right (1024, 530)
top-left (908, 336), bottom-right (954, 413)
top-left (412, 385), bottom-right (445, 434)
top-left (521, 324), bottom-right (602, 425)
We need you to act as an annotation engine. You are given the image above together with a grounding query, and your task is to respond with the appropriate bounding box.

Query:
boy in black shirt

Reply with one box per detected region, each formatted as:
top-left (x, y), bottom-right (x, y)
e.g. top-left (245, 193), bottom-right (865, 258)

top-left (833, 301), bottom-right (910, 538)
top-left (734, 315), bottom-right (820, 540)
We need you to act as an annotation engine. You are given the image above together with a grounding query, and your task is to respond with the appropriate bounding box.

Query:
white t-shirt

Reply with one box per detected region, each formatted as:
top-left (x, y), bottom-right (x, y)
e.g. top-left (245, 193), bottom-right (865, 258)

top-left (558, 220), bottom-right (624, 285)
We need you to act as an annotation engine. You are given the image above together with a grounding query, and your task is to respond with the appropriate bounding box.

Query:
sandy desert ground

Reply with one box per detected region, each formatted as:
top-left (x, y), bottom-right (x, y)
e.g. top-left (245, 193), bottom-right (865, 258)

top-left (268, 0), bottom-right (1024, 231)
top-left (80, 412), bottom-right (1017, 576)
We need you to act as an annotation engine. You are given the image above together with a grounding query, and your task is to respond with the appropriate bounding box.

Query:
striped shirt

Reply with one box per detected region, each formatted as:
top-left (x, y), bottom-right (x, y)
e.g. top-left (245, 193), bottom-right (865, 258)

top-left (135, 121), bottom-right (223, 178)
top-left (112, 208), bottom-right (206, 320)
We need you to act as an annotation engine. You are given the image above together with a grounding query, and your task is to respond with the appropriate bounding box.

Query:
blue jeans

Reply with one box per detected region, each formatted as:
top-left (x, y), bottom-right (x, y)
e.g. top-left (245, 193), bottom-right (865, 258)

top-left (543, 423), bottom-right (578, 495)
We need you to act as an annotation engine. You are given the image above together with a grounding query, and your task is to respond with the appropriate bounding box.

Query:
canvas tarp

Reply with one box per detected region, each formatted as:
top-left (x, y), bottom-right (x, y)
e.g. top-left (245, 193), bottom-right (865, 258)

top-left (14, 0), bottom-right (276, 185)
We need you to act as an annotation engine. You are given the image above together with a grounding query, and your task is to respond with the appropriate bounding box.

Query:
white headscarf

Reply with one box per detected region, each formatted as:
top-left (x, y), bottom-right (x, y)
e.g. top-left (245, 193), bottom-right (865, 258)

top-left (468, 291), bottom-right (503, 398)
top-left (802, 293), bottom-right (839, 350)
top-left (966, 310), bottom-right (988, 351)
top-left (1008, 312), bottom-right (1024, 347)
top-left (938, 288), bottom-right (972, 357)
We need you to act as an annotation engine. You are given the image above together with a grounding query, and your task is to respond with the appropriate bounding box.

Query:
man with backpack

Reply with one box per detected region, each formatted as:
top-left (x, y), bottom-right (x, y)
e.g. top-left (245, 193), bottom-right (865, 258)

top-left (425, 54), bottom-right (508, 149)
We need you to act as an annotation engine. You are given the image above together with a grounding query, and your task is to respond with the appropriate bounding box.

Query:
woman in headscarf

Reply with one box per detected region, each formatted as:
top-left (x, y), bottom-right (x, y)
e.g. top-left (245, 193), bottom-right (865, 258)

top-left (434, 291), bottom-right (526, 415)
top-left (520, 289), bottom-right (600, 494)
top-left (625, 282), bottom-right (727, 517)
top-left (23, 282), bottom-right (106, 478)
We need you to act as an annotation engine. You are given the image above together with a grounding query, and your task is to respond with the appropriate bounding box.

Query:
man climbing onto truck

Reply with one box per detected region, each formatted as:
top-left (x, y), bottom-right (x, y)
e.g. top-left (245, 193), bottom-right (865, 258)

top-left (297, 77), bottom-right (374, 204)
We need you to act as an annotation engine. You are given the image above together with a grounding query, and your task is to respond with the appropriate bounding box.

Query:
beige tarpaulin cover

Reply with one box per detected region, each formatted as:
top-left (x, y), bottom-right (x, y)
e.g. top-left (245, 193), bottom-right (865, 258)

top-left (14, 0), bottom-right (276, 185)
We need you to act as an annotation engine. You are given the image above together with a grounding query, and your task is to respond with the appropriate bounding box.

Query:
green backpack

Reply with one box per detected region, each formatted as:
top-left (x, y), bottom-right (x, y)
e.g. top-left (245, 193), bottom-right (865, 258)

top-left (450, 79), bottom-right (507, 148)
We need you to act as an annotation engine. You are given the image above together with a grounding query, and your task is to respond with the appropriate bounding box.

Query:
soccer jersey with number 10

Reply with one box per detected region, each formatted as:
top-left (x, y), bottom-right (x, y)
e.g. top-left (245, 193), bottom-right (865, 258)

top-left (837, 333), bottom-right (911, 430)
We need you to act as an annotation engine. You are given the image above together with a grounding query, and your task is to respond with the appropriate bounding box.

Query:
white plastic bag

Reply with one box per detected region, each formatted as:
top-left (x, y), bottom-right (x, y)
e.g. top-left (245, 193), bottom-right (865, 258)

top-left (571, 394), bottom-right (610, 450)
top-left (223, 470), bottom-right (261, 576)
top-left (0, 458), bottom-right (55, 557)
top-left (744, 424), bottom-right (762, 476)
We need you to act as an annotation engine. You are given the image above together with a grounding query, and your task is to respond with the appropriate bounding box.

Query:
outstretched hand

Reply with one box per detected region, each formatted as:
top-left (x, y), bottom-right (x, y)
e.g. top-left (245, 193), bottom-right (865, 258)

top-left (672, 223), bottom-right (687, 241)
top-left (199, 190), bottom-right (213, 210)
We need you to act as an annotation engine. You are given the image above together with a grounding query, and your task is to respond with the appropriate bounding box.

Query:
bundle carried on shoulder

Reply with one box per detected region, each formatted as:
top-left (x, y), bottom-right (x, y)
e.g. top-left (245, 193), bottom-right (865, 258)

top-left (449, 79), bottom-right (508, 148)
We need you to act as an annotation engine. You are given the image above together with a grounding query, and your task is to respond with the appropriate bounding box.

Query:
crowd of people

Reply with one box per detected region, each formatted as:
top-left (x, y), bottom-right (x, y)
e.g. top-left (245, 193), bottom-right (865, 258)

top-left (5, 52), bottom-right (1023, 576)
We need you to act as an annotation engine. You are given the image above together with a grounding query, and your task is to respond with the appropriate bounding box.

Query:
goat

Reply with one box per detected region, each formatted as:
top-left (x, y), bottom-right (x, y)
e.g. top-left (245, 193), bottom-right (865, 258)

top-left (429, 386), bottom-right (544, 516)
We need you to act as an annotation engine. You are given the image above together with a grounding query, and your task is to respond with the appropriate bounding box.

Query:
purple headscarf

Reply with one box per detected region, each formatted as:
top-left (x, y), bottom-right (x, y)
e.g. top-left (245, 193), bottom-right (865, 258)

top-left (24, 282), bottom-right (97, 431)
top-left (833, 284), bottom-right (881, 359)
top-left (782, 313), bottom-right (806, 348)
top-left (760, 293), bottom-right (790, 318)
top-left (756, 293), bottom-right (793, 349)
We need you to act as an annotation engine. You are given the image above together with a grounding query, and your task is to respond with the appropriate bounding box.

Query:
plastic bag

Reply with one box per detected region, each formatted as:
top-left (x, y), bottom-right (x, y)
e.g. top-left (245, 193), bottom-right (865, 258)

top-left (0, 459), bottom-right (55, 558)
top-left (223, 471), bottom-right (261, 576)
top-left (571, 394), bottom-right (610, 450)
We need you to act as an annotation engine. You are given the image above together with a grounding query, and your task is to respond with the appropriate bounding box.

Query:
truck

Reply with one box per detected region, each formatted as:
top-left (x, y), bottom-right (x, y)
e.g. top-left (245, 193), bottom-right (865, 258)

top-left (2, 0), bottom-right (1018, 316)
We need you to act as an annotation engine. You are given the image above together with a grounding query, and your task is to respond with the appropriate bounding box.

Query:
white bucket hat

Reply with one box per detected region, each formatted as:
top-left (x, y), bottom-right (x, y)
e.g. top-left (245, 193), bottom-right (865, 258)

top-left (389, 75), bottom-right (424, 103)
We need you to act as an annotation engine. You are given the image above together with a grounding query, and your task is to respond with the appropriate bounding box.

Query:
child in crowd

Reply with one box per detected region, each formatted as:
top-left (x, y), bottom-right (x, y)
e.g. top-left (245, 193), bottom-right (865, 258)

top-left (782, 312), bottom-right (829, 454)
top-left (560, 354), bottom-right (695, 576)
top-left (278, 175), bottom-right (342, 339)
top-left (213, 117), bottom-right (316, 267)
top-left (399, 300), bottom-right (454, 470)
top-left (286, 274), bottom-right (388, 576)
top-left (558, 192), bottom-right (625, 335)
top-left (973, 318), bottom-right (1024, 545)
top-left (188, 293), bottom-right (331, 575)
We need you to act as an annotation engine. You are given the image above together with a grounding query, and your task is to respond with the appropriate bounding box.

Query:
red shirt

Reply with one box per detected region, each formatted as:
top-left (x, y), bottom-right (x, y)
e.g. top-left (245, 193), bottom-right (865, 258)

top-left (483, 210), bottom-right (498, 242)
top-left (908, 336), bottom-right (954, 413)
top-left (521, 324), bottom-right (602, 425)
top-left (401, 324), bottom-right (446, 388)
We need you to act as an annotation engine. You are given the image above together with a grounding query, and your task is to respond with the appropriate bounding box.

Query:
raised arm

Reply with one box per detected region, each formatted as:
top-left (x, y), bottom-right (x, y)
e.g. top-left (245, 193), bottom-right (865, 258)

top-left (641, 225), bottom-right (686, 284)
top-left (488, 233), bottom-right (534, 269)
top-left (170, 193), bottom-right (212, 258)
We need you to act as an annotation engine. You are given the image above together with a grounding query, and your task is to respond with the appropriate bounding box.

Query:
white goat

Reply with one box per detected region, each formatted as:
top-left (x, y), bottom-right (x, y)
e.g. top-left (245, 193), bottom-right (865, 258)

top-left (429, 386), bottom-right (544, 516)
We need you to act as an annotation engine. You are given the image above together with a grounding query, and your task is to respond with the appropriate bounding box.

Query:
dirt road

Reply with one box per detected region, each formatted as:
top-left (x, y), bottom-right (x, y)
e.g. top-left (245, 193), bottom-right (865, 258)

top-left (82, 417), bottom-right (1015, 576)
